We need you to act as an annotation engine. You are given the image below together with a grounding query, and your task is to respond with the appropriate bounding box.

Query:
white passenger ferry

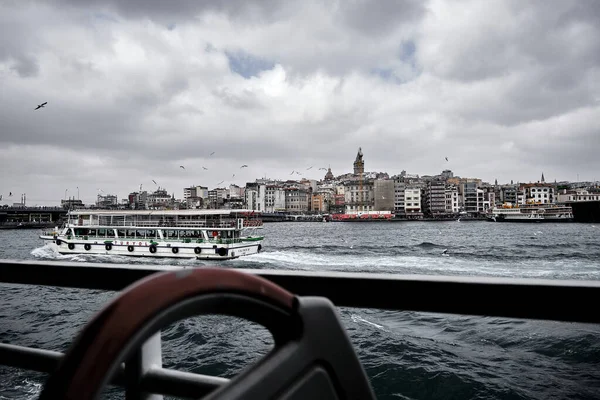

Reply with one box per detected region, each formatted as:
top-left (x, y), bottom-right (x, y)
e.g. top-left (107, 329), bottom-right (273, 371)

top-left (487, 203), bottom-right (573, 222)
top-left (40, 209), bottom-right (264, 260)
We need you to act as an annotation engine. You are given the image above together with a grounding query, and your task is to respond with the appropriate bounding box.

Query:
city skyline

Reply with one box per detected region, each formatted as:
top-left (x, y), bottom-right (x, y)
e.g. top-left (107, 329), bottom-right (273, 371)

top-left (1, 1), bottom-right (599, 206)
top-left (1, 154), bottom-right (594, 207)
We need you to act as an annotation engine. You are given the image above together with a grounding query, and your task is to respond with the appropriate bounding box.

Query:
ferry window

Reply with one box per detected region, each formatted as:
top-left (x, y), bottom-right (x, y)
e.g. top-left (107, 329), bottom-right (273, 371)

top-left (126, 230), bottom-right (136, 237)
top-left (117, 230), bottom-right (126, 238)
top-left (136, 230), bottom-right (146, 238)
top-left (87, 229), bottom-right (97, 236)
top-left (98, 229), bottom-right (106, 238)
top-left (148, 230), bottom-right (156, 238)
top-left (74, 228), bottom-right (84, 236)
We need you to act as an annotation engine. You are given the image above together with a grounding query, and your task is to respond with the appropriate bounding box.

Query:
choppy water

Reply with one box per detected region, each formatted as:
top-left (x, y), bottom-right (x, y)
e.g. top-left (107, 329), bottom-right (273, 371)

top-left (1, 222), bottom-right (600, 399)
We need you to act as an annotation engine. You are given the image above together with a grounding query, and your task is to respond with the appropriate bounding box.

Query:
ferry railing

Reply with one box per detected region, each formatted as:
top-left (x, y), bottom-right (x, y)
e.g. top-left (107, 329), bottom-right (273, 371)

top-left (0, 259), bottom-right (599, 400)
top-left (69, 220), bottom-right (262, 229)
top-left (60, 235), bottom-right (261, 244)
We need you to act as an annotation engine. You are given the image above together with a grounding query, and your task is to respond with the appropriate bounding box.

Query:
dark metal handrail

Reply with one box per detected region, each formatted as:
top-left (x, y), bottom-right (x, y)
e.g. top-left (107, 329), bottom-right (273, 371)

top-left (1, 259), bottom-right (599, 323)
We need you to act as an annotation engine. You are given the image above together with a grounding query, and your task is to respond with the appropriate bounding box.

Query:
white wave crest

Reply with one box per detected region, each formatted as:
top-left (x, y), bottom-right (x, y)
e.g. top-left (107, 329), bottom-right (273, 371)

top-left (351, 314), bottom-right (386, 330)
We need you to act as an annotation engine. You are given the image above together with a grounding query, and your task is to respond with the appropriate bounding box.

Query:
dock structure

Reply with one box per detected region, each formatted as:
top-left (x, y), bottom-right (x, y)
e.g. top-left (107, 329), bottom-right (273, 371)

top-left (0, 207), bottom-right (67, 228)
top-left (566, 200), bottom-right (600, 223)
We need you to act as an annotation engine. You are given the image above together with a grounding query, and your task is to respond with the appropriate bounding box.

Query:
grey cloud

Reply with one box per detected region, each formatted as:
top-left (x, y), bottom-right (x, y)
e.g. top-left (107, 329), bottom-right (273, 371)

top-left (0, 6), bottom-right (42, 77)
top-left (413, 1), bottom-right (600, 126)
top-left (212, 87), bottom-right (263, 110)
top-left (47, 0), bottom-right (291, 23)
top-left (417, 1), bottom-right (600, 83)
top-left (446, 65), bottom-right (600, 127)
top-left (10, 55), bottom-right (39, 78)
top-left (337, 0), bottom-right (426, 37)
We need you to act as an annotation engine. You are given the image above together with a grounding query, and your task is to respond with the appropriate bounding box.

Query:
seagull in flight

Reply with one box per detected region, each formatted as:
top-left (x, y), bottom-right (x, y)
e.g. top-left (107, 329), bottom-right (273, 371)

top-left (232, 174), bottom-right (235, 178)
top-left (445, 157), bottom-right (448, 162)
top-left (240, 165), bottom-right (248, 168)
top-left (34, 102), bottom-right (47, 110)
top-left (307, 166), bottom-right (313, 170)
top-left (217, 180), bottom-right (224, 185)
top-left (202, 166), bottom-right (208, 170)
top-left (210, 152), bottom-right (215, 156)
top-left (180, 165), bottom-right (185, 170)
top-left (290, 170), bottom-right (295, 175)
top-left (152, 180), bottom-right (157, 185)
top-left (319, 167), bottom-right (327, 171)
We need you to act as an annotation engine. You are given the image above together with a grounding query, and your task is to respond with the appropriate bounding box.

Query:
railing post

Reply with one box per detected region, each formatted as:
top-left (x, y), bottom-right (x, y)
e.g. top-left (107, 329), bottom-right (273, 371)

top-left (125, 333), bottom-right (163, 400)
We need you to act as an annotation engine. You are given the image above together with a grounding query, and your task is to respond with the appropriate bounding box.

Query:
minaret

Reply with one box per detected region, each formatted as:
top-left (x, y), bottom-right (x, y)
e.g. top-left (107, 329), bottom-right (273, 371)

top-left (541, 172), bottom-right (545, 183)
top-left (353, 147), bottom-right (364, 175)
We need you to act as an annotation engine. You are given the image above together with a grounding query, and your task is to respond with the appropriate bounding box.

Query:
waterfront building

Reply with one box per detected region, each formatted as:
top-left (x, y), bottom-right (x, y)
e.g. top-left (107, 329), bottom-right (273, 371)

top-left (557, 189), bottom-right (600, 202)
top-left (285, 187), bottom-right (310, 213)
top-left (521, 183), bottom-right (556, 204)
top-left (424, 180), bottom-right (446, 216)
top-left (374, 179), bottom-right (394, 211)
top-left (404, 188), bottom-right (422, 217)
top-left (445, 185), bottom-right (459, 213)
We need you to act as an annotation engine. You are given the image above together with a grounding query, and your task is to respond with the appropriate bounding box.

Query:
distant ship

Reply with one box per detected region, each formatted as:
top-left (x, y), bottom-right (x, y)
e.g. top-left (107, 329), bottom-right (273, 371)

top-left (330, 211), bottom-right (394, 222)
top-left (487, 203), bottom-right (573, 223)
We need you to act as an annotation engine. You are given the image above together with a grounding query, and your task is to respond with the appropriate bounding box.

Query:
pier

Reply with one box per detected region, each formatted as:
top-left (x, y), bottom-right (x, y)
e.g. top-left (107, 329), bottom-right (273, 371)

top-left (567, 200), bottom-right (600, 223)
top-left (0, 206), bottom-right (66, 229)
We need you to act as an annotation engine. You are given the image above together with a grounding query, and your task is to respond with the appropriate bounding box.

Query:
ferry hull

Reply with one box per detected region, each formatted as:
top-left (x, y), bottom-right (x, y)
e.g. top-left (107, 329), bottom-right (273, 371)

top-left (487, 216), bottom-right (574, 223)
top-left (40, 237), bottom-right (262, 260)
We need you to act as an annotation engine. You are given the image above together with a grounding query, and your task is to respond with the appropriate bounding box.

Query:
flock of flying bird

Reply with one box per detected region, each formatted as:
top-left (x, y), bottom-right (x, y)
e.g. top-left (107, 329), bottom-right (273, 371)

top-left (175, 151), bottom-right (248, 187)
top-left (25, 101), bottom-right (334, 198)
top-left (25, 100), bottom-right (452, 199)
top-left (175, 157), bottom-right (330, 189)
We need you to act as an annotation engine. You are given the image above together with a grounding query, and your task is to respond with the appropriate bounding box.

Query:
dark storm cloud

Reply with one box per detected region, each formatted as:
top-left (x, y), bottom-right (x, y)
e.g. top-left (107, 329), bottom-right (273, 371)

top-left (9, 55), bottom-right (39, 78)
top-left (337, 0), bottom-right (426, 37)
top-left (47, 0), bottom-right (291, 23)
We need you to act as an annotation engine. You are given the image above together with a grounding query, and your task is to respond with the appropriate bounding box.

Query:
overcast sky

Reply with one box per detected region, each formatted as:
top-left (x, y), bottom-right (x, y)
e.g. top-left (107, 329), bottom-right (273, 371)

top-left (1, 0), bottom-right (599, 205)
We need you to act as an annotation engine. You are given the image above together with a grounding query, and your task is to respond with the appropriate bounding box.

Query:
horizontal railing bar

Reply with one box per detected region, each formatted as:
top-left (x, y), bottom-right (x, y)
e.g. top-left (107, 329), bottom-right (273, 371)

top-left (1, 259), bottom-right (600, 323)
top-left (0, 343), bottom-right (226, 397)
top-left (0, 343), bottom-right (124, 385)
top-left (0, 343), bottom-right (63, 374)
top-left (143, 367), bottom-right (228, 398)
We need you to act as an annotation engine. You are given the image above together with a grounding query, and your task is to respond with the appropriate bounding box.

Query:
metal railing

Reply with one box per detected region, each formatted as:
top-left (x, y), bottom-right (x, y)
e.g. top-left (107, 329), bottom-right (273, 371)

top-left (1, 259), bottom-right (599, 399)
top-left (67, 220), bottom-right (264, 229)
